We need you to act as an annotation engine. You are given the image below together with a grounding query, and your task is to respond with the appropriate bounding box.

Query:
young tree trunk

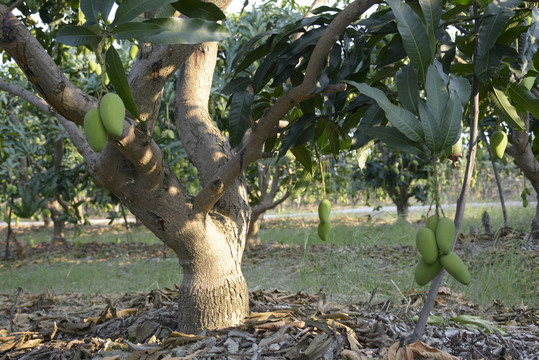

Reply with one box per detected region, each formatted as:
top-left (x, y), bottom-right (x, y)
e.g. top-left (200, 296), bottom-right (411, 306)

top-left (247, 212), bottom-right (263, 247)
top-left (48, 199), bottom-right (66, 244)
top-left (387, 183), bottom-right (410, 221)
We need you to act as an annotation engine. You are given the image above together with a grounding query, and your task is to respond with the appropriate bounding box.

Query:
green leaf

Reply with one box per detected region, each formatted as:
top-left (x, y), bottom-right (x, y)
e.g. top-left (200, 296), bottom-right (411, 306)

top-left (221, 77), bottom-right (251, 96)
top-left (396, 65), bottom-right (419, 114)
top-left (346, 81), bottom-right (424, 142)
top-left (508, 82), bottom-right (539, 118)
top-left (290, 145), bottom-right (312, 173)
top-left (386, 0), bottom-right (432, 79)
top-left (489, 86), bottom-right (525, 131)
top-left (80, 0), bottom-right (99, 24)
top-left (112, 22), bottom-right (164, 40)
top-left (425, 60), bottom-right (449, 122)
top-left (171, 0), bottom-right (226, 21)
top-left (324, 119), bottom-right (342, 156)
top-left (113, 0), bottom-right (177, 26)
top-left (80, 0), bottom-right (115, 25)
top-left (419, 0), bottom-right (442, 53)
top-left (291, 170), bottom-right (313, 198)
top-left (365, 127), bottom-right (425, 155)
top-left (134, 18), bottom-right (229, 44)
top-left (57, 25), bottom-right (100, 47)
top-left (234, 43), bottom-right (272, 75)
top-left (439, 90), bottom-right (463, 151)
top-left (228, 89), bottom-right (254, 147)
top-left (449, 76), bottom-right (472, 105)
top-left (355, 140), bottom-right (376, 170)
top-left (418, 100), bottom-right (440, 153)
top-left (475, 45), bottom-right (504, 83)
top-left (105, 46), bottom-right (140, 119)
top-left (478, 10), bottom-right (513, 56)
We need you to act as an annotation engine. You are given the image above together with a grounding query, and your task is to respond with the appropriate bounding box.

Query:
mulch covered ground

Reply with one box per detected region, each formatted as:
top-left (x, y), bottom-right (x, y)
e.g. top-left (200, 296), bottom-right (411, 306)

top-left (1, 284), bottom-right (537, 359)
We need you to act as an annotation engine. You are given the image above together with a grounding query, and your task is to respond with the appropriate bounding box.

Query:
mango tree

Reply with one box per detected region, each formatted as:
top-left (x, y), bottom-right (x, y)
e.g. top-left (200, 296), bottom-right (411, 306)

top-left (0, 0), bottom-right (384, 332)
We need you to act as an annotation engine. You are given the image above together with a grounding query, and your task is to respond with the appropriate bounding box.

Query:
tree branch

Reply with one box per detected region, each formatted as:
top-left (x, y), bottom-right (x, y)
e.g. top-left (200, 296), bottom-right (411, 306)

top-left (194, 0), bottom-right (379, 213)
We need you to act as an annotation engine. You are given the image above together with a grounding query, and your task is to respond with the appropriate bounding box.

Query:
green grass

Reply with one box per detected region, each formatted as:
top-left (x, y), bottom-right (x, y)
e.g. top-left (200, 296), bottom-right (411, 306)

top-left (0, 258), bottom-right (180, 294)
top-left (1, 203), bottom-right (537, 309)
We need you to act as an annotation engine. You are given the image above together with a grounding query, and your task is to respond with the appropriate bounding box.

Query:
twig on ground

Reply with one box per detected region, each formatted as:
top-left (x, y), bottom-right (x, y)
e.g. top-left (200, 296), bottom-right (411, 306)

top-left (9, 287), bottom-right (23, 332)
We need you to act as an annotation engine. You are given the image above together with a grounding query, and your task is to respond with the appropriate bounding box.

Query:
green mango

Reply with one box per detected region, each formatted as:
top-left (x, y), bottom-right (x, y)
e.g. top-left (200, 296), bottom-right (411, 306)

top-left (129, 44), bottom-right (139, 60)
top-left (490, 131), bottom-right (508, 160)
top-left (435, 217), bottom-right (455, 254)
top-left (440, 251), bottom-right (471, 285)
top-left (318, 221), bottom-right (331, 241)
top-left (83, 108), bottom-right (107, 152)
top-left (416, 227), bottom-right (439, 265)
top-left (414, 258), bottom-right (442, 286)
top-left (426, 214), bottom-right (439, 232)
top-left (318, 199), bottom-right (331, 223)
top-left (99, 93), bottom-right (125, 137)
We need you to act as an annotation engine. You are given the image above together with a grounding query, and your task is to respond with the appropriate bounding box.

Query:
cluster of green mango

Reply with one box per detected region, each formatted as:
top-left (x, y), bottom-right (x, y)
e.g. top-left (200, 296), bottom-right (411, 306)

top-left (414, 215), bottom-right (470, 286)
top-left (490, 130), bottom-right (508, 159)
top-left (317, 199), bottom-right (331, 241)
top-left (83, 93), bottom-right (125, 152)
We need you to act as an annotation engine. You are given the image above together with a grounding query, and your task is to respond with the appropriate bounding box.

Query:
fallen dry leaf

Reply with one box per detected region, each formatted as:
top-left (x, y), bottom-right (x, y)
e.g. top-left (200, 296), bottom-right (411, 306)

top-left (408, 340), bottom-right (458, 360)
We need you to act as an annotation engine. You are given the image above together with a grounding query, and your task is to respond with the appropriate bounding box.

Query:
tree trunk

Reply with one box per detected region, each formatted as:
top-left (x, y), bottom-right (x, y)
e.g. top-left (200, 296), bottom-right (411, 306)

top-left (395, 200), bottom-right (409, 220)
top-left (48, 199), bottom-right (66, 244)
top-left (247, 212), bottom-right (263, 247)
top-left (173, 213), bottom-right (249, 332)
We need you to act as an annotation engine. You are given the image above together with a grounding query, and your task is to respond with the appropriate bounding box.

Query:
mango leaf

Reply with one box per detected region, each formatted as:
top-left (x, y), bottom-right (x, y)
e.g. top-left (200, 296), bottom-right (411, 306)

top-left (346, 81), bottom-right (424, 142)
top-left (80, 0), bottom-right (115, 25)
top-left (418, 100), bottom-right (440, 153)
top-left (80, 0), bottom-right (99, 24)
top-left (105, 47), bottom-right (140, 119)
top-left (508, 82), bottom-right (539, 118)
top-left (355, 139), bottom-right (376, 170)
top-left (113, 0), bottom-right (177, 26)
top-left (425, 60), bottom-right (449, 122)
top-left (365, 127), bottom-right (425, 155)
top-left (290, 145), bottom-right (312, 173)
top-left (171, 0), bottom-right (226, 21)
top-left (475, 45), bottom-right (504, 83)
top-left (134, 18), bottom-right (229, 44)
top-left (396, 64), bottom-right (419, 114)
top-left (449, 76), bottom-right (472, 105)
top-left (221, 77), bottom-right (251, 96)
top-left (419, 0), bottom-right (442, 54)
top-left (478, 11), bottom-right (513, 56)
top-left (228, 89), bottom-right (254, 147)
top-left (291, 170), bottom-right (313, 198)
top-left (439, 90), bottom-right (463, 151)
top-left (489, 86), bottom-right (525, 131)
top-left (57, 26), bottom-right (101, 47)
top-left (386, 0), bottom-right (432, 79)
top-left (234, 43), bottom-right (272, 75)
top-left (323, 119), bottom-right (342, 156)
top-left (112, 22), bottom-right (164, 40)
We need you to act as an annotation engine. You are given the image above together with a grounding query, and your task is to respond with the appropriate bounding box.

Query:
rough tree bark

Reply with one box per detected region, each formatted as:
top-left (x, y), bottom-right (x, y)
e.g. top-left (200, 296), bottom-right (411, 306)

top-left (0, 0), bottom-right (379, 332)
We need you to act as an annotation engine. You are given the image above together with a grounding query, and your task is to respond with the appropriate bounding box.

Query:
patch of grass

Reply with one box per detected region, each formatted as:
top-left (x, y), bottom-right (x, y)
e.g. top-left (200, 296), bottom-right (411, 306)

top-left (0, 258), bottom-right (180, 295)
top-left (1, 204), bottom-right (536, 310)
